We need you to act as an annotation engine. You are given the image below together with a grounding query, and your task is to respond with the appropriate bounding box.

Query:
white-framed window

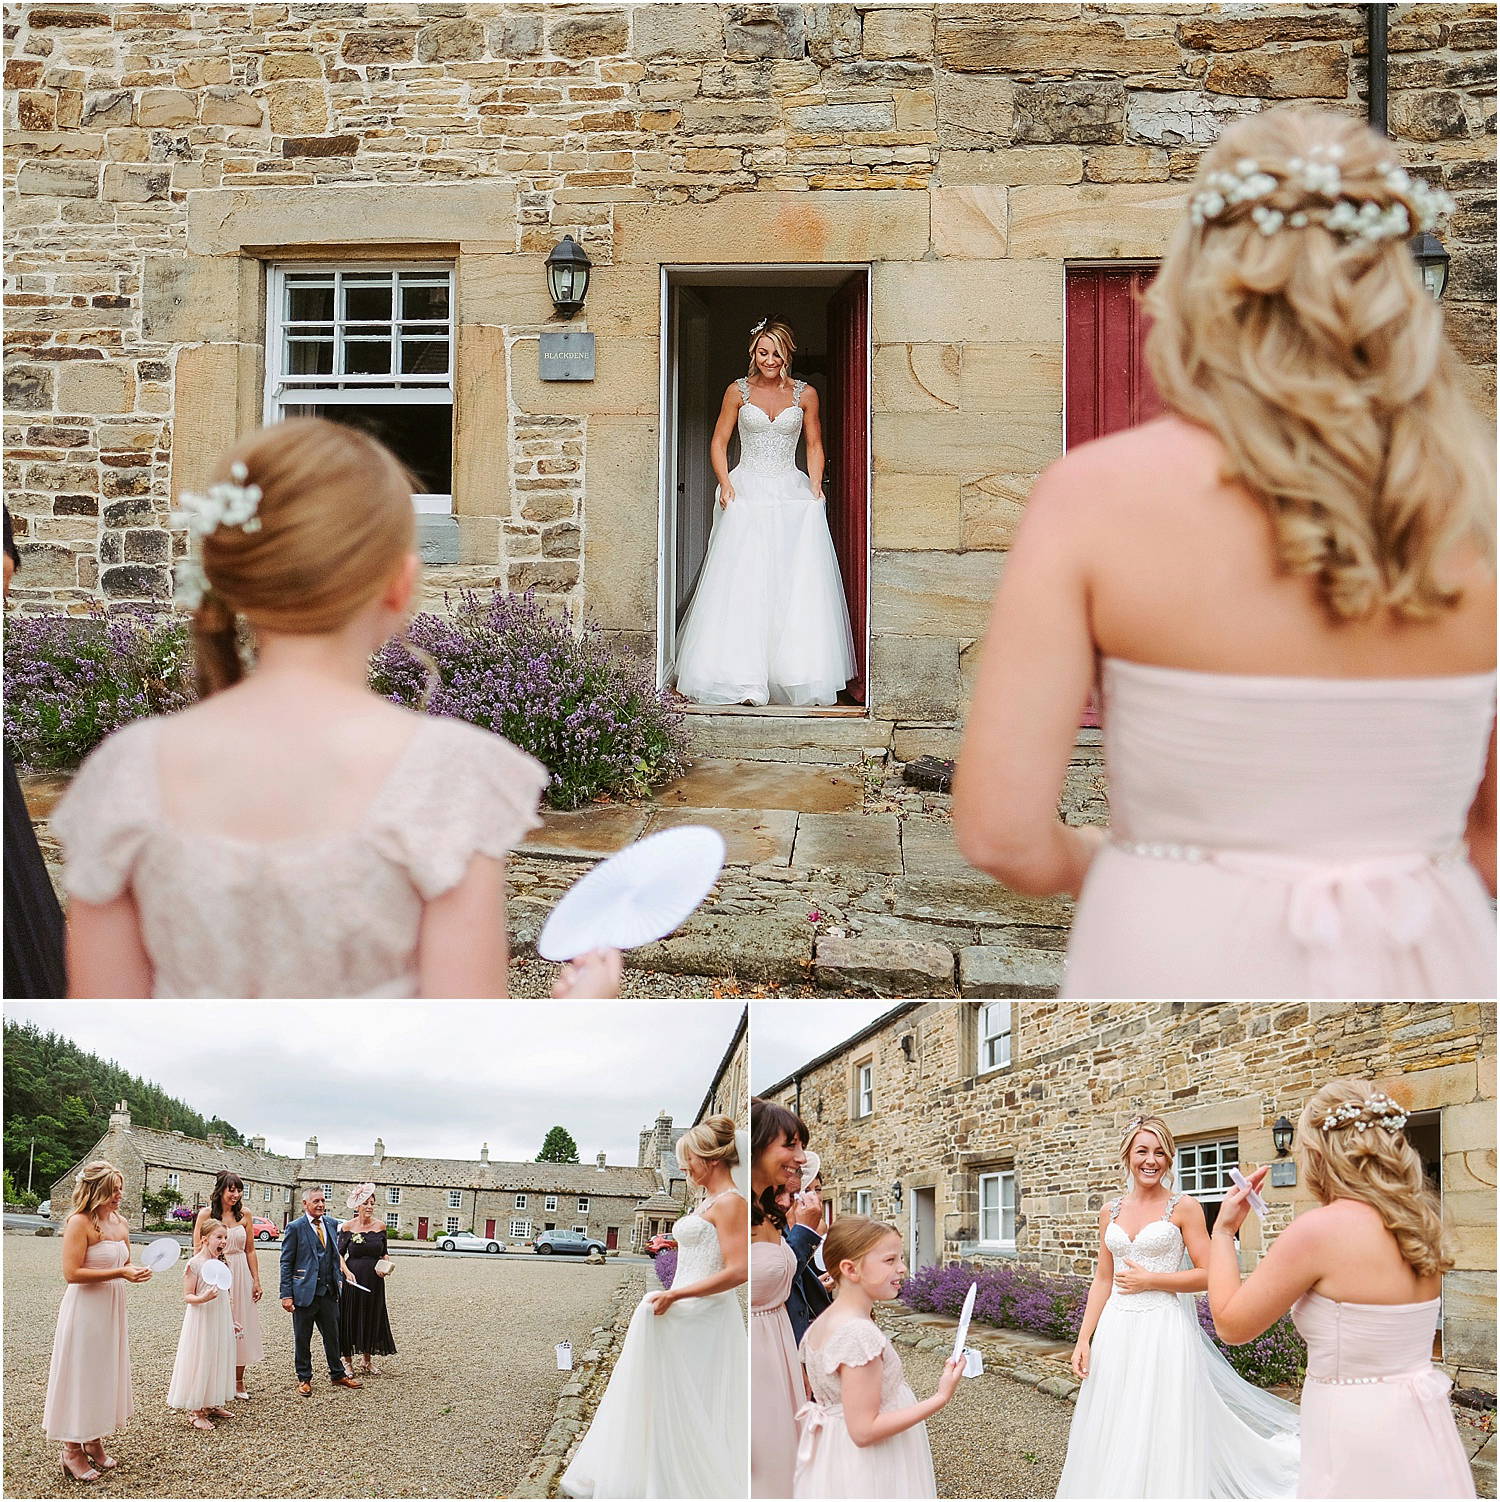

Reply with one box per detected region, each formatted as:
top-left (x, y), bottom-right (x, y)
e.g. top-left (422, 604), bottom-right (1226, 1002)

top-left (573, 1224), bottom-right (588, 1236)
top-left (445, 1215), bottom-right (461, 1235)
top-left (979, 1171), bottom-right (1016, 1249)
top-left (166, 1172), bottom-right (179, 1190)
top-left (1175, 1135), bottom-right (1239, 1232)
top-left (263, 1186), bottom-right (272, 1201)
top-left (447, 1190), bottom-right (462, 1209)
top-left (387, 1186), bottom-right (401, 1205)
top-left (515, 1193), bottom-right (528, 1210)
top-left (283, 1187), bottom-right (292, 1203)
top-left (978, 1001), bottom-right (1012, 1072)
top-left (856, 1062), bottom-right (873, 1118)
top-left (577, 1196), bottom-right (589, 1214)
top-left (385, 1211), bottom-right (399, 1231)
top-left (856, 1189), bottom-right (872, 1217)
top-left (510, 1218), bottom-right (531, 1240)
top-left (545, 1194), bottom-right (559, 1211)
top-left (264, 262), bottom-right (456, 513)
top-left (322, 1183), bottom-right (333, 1198)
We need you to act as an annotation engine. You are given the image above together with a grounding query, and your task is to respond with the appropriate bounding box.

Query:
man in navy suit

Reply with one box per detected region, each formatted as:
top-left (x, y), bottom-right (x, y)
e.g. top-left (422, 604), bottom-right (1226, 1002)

top-left (280, 1186), bottom-right (362, 1396)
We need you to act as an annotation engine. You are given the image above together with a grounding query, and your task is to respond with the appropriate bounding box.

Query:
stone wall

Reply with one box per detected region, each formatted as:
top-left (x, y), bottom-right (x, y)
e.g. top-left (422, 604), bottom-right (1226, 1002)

top-left (4, 4), bottom-right (1494, 754)
top-left (765, 1000), bottom-right (1498, 1388)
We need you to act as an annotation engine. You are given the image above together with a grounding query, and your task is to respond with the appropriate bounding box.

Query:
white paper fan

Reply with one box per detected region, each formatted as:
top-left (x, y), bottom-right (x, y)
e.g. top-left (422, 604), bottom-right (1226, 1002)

top-left (199, 1258), bottom-right (233, 1290)
top-left (538, 826), bottom-right (726, 961)
top-left (800, 1150), bottom-right (822, 1189)
top-left (141, 1237), bottom-right (181, 1273)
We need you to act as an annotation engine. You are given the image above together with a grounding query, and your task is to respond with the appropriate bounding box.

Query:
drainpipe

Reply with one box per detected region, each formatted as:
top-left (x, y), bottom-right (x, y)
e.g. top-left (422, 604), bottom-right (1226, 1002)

top-left (1366, 3), bottom-right (1389, 134)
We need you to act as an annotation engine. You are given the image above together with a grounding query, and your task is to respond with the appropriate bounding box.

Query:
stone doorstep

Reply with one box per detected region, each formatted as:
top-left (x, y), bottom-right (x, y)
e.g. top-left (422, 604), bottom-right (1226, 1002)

top-left (644, 804), bottom-right (799, 867)
top-left (652, 757), bottom-right (863, 814)
top-left (792, 810), bottom-right (904, 874)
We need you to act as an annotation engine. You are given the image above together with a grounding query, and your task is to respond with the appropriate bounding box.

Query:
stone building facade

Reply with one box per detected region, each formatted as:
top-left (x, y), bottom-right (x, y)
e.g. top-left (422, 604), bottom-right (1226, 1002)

top-left (762, 1001), bottom-right (1498, 1390)
top-left (4, 4), bottom-right (1494, 764)
top-left (696, 1002), bottom-right (749, 1127)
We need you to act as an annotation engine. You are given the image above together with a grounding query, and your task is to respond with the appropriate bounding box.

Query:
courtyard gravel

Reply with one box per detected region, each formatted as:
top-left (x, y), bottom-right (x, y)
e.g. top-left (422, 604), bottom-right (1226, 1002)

top-left (3, 1232), bottom-right (629, 1499)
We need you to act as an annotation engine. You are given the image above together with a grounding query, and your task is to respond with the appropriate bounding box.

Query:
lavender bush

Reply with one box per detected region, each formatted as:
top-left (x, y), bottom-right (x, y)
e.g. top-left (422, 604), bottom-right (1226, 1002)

top-left (371, 591), bottom-right (685, 810)
top-left (2, 610), bottom-right (194, 771)
top-left (653, 1246), bottom-right (677, 1289)
top-left (1195, 1294), bottom-right (1307, 1387)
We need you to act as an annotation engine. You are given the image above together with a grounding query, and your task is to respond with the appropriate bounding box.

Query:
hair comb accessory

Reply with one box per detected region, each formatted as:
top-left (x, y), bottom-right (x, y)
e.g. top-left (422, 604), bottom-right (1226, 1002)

top-left (1318, 1092), bottom-right (1408, 1134)
top-left (750, 317), bottom-right (768, 337)
top-left (169, 460), bottom-right (264, 540)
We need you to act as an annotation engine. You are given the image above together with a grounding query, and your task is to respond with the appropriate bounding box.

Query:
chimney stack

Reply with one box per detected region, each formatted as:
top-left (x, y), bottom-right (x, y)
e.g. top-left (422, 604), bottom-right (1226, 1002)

top-left (207, 1134), bottom-right (224, 1151)
top-left (304, 1135), bottom-right (318, 1160)
top-left (596, 1151), bottom-right (607, 1170)
top-left (251, 1135), bottom-right (265, 1153)
top-left (373, 1137), bottom-right (384, 1166)
top-left (480, 1143), bottom-right (489, 1163)
top-left (108, 1101), bottom-right (131, 1132)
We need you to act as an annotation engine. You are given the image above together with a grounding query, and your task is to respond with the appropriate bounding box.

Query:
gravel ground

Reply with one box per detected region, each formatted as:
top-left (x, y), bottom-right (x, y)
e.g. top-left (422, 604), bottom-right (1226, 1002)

top-left (4, 1232), bottom-right (630, 1499)
top-left (897, 1345), bottom-right (1069, 1500)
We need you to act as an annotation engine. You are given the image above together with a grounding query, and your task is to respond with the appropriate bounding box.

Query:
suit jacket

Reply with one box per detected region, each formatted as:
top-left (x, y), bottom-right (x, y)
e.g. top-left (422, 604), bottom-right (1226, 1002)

top-left (784, 1221), bottom-right (832, 1346)
top-left (279, 1213), bottom-right (344, 1307)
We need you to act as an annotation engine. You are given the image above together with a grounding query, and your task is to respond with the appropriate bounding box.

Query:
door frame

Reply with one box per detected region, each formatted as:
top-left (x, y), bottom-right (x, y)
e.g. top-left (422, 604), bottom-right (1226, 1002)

top-left (656, 264), bottom-right (873, 700)
top-left (910, 1185), bottom-right (938, 1274)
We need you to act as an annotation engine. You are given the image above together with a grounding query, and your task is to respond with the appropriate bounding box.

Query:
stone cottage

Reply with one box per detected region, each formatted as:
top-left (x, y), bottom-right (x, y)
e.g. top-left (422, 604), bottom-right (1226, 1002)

top-left (760, 1000), bottom-right (1498, 1391)
top-left (3, 3), bottom-right (1495, 763)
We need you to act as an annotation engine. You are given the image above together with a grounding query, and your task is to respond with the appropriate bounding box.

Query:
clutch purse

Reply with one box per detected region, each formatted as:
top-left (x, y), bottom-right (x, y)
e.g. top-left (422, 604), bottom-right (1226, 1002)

top-left (374, 1257), bottom-right (394, 1277)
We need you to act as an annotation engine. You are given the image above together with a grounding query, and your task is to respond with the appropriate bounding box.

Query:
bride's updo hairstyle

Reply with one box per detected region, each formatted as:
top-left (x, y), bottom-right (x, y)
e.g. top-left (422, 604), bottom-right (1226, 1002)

top-left (747, 317), bottom-right (797, 388)
top-left (676, 1114), bottom-right (740, 1171)
top-left (1119, 1114), bottom-right (1176, 1189)
top-left (1146, 106), bottom-right (1494, 622)
top-left (191, 417), bottom-right (416, 697)
top-left (1296, 1079), bottom-right (1453, 1278)
top-left (823, 1216), bottom-right (899, 1286)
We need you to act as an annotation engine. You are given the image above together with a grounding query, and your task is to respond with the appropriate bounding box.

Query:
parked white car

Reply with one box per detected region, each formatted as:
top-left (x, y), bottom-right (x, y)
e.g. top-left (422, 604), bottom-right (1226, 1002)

top-left (435, 1230), bottom-right (503, 1253)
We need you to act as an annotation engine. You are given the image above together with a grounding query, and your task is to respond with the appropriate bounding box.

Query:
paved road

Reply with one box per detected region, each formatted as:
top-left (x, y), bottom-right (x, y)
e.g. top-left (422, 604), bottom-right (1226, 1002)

top-left (4, 1231), bottom-right (631, 1498)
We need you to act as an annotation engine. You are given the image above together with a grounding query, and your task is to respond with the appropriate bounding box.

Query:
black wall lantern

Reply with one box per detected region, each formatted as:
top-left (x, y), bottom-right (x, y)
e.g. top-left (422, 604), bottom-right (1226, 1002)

top-left (890, 1180), bottom-right (903, 1212)
top-left (1410, 231), bottom-right (1451, 301)
top-left (1272, 1115), bottom-right (1295, 1157)
top-left (545, 235), bottom-right (592, 318)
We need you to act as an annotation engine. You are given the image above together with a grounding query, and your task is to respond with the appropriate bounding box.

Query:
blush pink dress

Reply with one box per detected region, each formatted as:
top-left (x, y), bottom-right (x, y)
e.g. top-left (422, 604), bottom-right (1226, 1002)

top-left (1293, 1291), bottom-right (1475, 1499)
top-left (42, 1238), bottom-right (133, 1443)
top-left (794, 1317), bottom-right (936, 1499)
top-left (165, 1255), bottom-right (236, 1413)
top-left (223, 1222), bottom-right (264, 1368)
top-left (1064, 660), bottom-right (1496, 998)
top-left (52, 713), bottom-right (547, 997)
top-left (752, 1239), bottom-right (801, 1499)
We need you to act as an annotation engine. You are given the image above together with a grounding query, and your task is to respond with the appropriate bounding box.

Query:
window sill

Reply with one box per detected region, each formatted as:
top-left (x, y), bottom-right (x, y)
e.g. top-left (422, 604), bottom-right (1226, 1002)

top-left (962, 1241), bottom-right (1019, 1259)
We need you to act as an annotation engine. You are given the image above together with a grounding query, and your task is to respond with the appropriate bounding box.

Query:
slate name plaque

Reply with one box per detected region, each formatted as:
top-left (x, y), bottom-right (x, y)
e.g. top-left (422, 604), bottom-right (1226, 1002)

top-left (539, 330), bottom-right (595, 381)
top-left (1269, 1161), bottom-right (1297, 1188)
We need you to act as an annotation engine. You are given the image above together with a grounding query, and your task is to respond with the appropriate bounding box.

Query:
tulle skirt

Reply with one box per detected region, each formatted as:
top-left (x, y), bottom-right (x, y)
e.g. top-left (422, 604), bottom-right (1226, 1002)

top-left (560, 1288), bottom-right (748, 1498)
top-left (165, 1295), bottom-right (236, 1412)
top-left (674, 463), bottom-right (855, 708)
top-left (42, 1279), bottom-right (133, 1442)
top-left (1056, 1293), bottom-right (1299, 1498)
top-left (792, 1380), bottom-right (937, 1499)
top-left (226, 1249), bottom-right (264, 1366)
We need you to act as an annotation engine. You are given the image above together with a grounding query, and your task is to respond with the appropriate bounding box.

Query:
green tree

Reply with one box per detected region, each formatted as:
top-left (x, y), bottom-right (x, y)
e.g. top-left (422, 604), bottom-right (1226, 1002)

top-left (536, 1127), bottom-right (580, 1164)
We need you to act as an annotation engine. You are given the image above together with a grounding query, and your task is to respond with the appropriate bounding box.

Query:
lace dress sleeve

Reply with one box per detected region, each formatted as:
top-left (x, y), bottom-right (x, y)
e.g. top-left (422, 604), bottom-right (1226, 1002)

top-left (372, 718), bottom-right (549, 900)
top-left (50, 718), bottom-right (159, 905)
top-left (736, 377), bottom-right (749, 403)
top-left (818, 1318), bottom-right (888, 1372)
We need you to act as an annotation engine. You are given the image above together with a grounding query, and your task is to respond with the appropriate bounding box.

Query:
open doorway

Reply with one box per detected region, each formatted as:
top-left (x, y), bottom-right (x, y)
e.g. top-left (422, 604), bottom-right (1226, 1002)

top-left (911, 1186), bottom-right (938, 1274)
top-left (660, 266), bottom-right (870, 711)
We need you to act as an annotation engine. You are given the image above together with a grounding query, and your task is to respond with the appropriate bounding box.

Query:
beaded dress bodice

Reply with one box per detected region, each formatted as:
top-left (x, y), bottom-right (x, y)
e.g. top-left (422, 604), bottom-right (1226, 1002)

top-left (671, 1191), bottom-right (739, 1284)
top-left (1103, 1195), bottom-right (1186, 1314)
top-left (735, 378), bottom-right (805, 476)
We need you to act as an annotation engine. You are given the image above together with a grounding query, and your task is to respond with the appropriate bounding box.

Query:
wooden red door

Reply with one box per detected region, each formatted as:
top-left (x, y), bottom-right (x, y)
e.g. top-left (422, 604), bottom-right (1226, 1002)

top-left (484, 1219), bottom-right (495, 1238)
top-left (417, 1217), bottom-right (428, 1240)
top-left (1064, 266), bottom-right (1164, 448)
top-left (605, 1226), bottom-right (618, 1250)
top-left (825, 272), bottom-right (869, 704)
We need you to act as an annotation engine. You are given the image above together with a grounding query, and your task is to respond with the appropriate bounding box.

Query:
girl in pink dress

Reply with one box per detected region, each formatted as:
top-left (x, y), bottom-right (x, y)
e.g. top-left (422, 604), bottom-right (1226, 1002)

top-left (1210, 1080), bottom-right (1474, 1499)
top-left (44, 1160), bottom-right (154, 1482)
top-left (794, 1218), bottom-right (964, 1499)
top-left (194, 1172), bottom-right (263, 1399)
top-left (954, 107), bottom-right (1494, 999)
top-left (166, 1219), bottom-right (238, 1431)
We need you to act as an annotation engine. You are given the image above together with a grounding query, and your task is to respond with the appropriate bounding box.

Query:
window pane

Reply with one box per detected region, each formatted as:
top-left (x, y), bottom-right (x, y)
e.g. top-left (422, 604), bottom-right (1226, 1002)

top-left (344, 280), bottom-right (393, 322)
top-left (344, 337), bottom-right (393, 376)
top-left (287, 283), bottom-right (335, 323)
top-left (400, 337), bottom-right (449, 375)
top-left (401, 281), bottom-right (450, 321)
top-left (287, 339), bottom-right (334, 376)
top-left (286, 403), bottom-right (453, 497)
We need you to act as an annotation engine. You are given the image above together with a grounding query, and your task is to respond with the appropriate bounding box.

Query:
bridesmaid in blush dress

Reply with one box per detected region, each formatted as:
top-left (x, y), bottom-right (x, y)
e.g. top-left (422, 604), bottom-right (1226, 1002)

top-left (194, 1172), bottom-right (263, 1399)
top-left (751, 1185), bottom-right (802, 1498)
top-left (1209, 1080), bottom-right (1475, 1499)
top-left (43, 1161), bottom-right (153, 1482)
top-left (166, 1221), bottom-right (238, 1430)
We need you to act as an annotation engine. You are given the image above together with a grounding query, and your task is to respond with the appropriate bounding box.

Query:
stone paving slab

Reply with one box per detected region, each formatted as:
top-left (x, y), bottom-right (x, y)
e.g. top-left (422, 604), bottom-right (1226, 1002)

top-left (900, 812), bottom-right (982, 881)
top-left (628, 912), bottom-right (814, 985)
top-left (520, 804), bottom-right (651, 859)
top-left (793, 811), bottom-right (904, 874)
top-left (643, 804), bottom-right (798, 866)
top-left (814, 935), bottom-right (956, 996)
top-left (845, 911), bottom-right (981, 950)
top-left (959, 943), bottom-right (1065, 998)
top-left (652, 758), bottom-right (862, 813)
top-left (895, 876), bottom-right (1075, 929)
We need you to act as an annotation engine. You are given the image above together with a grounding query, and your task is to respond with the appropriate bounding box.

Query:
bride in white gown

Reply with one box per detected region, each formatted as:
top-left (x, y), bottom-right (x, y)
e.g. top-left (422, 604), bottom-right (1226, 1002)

top-left (1057, 1115), bottom-right (1299, 1499)
top-left (674, 318), bottom-right (856, 707)
top-left (560, 1115), bottom-right (749, 1499)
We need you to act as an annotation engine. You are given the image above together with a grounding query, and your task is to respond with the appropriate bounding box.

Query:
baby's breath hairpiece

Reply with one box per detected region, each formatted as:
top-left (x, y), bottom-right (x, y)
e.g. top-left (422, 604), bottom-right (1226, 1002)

top-left (1318, 1092), bottom-right (1409, 1135)
top-left (1189, 142), bottom-right (1454, 246)
top-left (168, 459), bottom-right (263, 609)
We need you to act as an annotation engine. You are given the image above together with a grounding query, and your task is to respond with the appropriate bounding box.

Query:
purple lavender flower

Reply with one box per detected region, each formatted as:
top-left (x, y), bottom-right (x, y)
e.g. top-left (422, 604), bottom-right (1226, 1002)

top-left (653, 1246), bottom-right (677, 1289)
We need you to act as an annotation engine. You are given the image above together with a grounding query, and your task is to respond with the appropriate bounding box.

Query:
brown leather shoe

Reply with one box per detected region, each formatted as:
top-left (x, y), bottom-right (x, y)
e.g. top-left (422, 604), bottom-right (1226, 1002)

top-left (331, 1375), bottom-right (363, 1389)
top-left (296, 1382), bottom-right (312, 1397)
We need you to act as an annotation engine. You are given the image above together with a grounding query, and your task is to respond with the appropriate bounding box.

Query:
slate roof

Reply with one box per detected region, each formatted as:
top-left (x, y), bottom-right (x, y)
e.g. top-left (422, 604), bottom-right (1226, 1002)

top-left (300, 1154), bottom-right (660, 1197)
top-left (125, 1127), bottom-right (299, 1183)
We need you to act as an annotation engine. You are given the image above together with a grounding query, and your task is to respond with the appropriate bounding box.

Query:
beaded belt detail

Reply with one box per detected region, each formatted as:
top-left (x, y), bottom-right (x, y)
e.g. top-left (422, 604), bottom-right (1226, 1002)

top-left (1305, 1368), bottom-right (1440, 1387)
top-left (1111, 839), bottom-right (1207, 862)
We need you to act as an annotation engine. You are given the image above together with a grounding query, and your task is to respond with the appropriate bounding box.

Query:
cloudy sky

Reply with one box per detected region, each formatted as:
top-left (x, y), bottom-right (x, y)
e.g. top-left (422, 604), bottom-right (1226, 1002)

top-left (5, 1002), bottom-right (743, 1167)
top-left (750, 1001), bottom-right (901, 1095)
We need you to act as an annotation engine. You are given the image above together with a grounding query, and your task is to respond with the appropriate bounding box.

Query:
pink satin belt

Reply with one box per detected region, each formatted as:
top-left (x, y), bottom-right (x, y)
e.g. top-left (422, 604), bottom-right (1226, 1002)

top-left (794, 1399), bottom-right (835, 1474)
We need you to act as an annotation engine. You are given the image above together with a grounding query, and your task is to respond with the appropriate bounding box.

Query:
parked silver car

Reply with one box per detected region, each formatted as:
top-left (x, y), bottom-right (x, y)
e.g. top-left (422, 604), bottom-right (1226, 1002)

top-left (533, 1229), bottom-right (607, 1256)
top-left (435, 1230), bottom-right (503, 1253)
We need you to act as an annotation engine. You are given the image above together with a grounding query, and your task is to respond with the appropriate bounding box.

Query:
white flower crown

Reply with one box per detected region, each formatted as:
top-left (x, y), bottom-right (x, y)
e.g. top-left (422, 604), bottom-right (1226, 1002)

top-left (1318, 1092), bottom-right (1409, 1134)
top-left (1189, 143), bottom-right (1454, 246)
top-left (168, 460), bottom-right (263, 609)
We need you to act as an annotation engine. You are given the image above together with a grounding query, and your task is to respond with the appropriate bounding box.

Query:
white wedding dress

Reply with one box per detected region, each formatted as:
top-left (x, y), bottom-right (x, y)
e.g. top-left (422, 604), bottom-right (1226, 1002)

top-left (674, 379), bottom-right (855, 707)
top-left (560, 1191), bottom-right (748, 1499)
top-left (1056, 1196), bottom-right (1300, 1499)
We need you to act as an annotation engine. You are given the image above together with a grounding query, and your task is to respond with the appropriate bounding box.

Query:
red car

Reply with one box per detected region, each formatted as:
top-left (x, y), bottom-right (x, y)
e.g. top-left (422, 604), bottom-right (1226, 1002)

top-left (644, 1233), bottom-right (677, 1257)
top-left (251, 1217), bottom-right (281, 1241)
